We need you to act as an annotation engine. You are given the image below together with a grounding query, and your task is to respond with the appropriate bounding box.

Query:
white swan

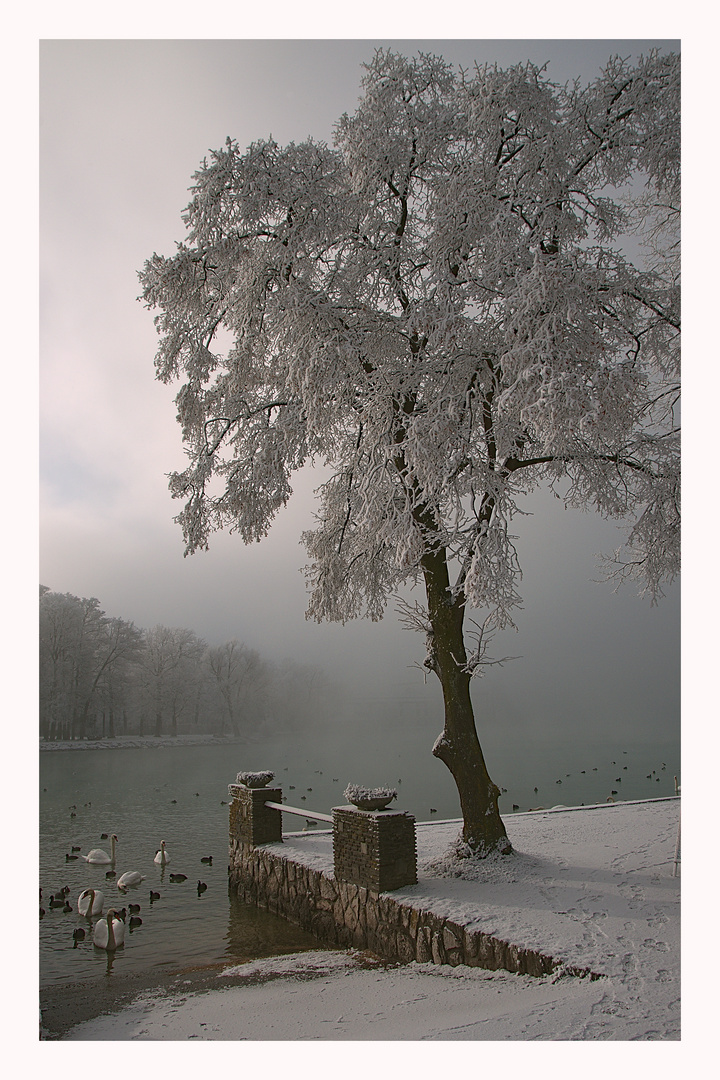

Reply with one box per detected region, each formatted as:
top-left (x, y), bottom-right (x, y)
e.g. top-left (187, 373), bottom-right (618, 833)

top-left (117, 870), bottom-right (145, 890)
top-left (93, 908), bottom-right (125, 951)
top-left (153, 840), bottom-right (170, 865)
top-left (77, 888), bottom-right (104, 917)
top-left (81, 834), bottom-right (118, 865)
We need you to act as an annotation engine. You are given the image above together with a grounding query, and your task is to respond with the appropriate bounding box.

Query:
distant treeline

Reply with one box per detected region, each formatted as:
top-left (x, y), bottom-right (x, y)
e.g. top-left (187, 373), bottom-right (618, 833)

top-left (39, 585), bottom-right (337, 741)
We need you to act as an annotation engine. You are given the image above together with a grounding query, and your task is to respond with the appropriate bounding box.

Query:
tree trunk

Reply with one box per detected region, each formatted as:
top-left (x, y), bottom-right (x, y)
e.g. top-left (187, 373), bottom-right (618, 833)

top-left (422, 545), bottom-right (512, 857)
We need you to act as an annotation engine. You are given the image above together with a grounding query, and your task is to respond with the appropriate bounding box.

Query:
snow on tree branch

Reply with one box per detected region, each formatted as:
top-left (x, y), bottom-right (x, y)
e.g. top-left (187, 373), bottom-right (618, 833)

top-left (139, 48), bottom-right (680, 631)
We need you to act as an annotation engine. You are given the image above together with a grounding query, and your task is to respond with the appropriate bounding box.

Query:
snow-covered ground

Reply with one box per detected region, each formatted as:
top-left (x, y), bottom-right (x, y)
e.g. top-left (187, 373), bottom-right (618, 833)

top-left (60, 798), bottom-right (681, 1042)
top-left (39, 733), bottom-right (243, 751)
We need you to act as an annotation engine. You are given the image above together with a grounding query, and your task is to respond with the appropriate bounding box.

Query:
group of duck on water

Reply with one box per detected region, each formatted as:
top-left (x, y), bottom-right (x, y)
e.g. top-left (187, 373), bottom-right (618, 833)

top-left (41, 835), bottom-right (213, 951)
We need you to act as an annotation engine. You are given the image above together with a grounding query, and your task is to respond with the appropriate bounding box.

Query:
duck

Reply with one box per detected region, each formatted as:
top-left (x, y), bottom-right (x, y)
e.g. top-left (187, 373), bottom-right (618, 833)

top-left (82, 834), bottom-right (118, 865)
top-left (49, 894), bottom-right (66, 908)
top-left (93, 909), bottom-right (125, 951)
top-left (71, 845), bottom-right (81, 852)
top-left (72, 927), bottom-right (86, 947)
top-left (40, 907), bottom-right (45, 918)
top-left (149, 891), bottom-right (160, 902)
top-left (153, 840), bottom-right (170, 865)
top-left (169, 873), bottom-right (187, 883)
top-left (62, 901), bottom-right (73, 913)
top-left (129, 916), bottom-right (142, 930)
top-left (77, 888), bottom-right (104, 917)
top-left (200, 856), bottom-right (213, 865)
top-left (65, 853), bottom-right (78, 862)
top-left (117, 871), bottom-right (145, 890)
top-left (105, 870), bottom-right (116, 879)
top-left (128, 903), bottom-right (141, 914)
top-left (197, 881), bottom-right (207, 895)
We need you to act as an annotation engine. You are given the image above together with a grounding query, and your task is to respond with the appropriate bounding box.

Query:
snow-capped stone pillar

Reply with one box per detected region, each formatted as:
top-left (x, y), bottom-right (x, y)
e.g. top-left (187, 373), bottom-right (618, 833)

top-left (229, 781), bottom-right (283, 848)
top-left (333, 806), bottom-right (417, 891)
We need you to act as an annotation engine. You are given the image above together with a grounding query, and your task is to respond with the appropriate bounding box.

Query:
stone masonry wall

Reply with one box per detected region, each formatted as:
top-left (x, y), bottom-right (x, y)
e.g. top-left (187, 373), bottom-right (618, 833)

top-left (227, 781), bottom-right (600, 979)
top-left (228, 840), bottom-right (594, 977)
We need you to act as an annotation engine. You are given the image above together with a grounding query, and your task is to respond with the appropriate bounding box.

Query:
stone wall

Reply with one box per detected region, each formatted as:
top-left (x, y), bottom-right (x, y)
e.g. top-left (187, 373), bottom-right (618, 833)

top-left (228, 841), bottom-right (582, 977)
top-left (227, 779), bottom-right (600, 979)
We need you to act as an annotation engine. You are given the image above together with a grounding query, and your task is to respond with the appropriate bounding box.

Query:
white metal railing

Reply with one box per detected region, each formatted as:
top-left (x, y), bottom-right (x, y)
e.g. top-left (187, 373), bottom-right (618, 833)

top-left (264, 800), bottom-right (333, 825)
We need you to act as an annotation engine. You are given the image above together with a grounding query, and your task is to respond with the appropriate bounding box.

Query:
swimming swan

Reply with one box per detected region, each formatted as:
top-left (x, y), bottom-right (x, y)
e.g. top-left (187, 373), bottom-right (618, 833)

top-left (153, 840), bottom-right (170, 865)
top-left (117, 871), bottom-right (145, 890)
top-left (93, 908), bottom-right (125, 951)
top-left (77, 888), bottom-right (104, 917)
top-left (82, 834), bottom-right (118, 864)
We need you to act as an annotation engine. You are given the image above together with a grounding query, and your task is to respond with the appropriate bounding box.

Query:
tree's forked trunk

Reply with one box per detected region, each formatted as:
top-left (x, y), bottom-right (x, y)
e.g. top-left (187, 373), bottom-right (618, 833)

top-left (422, 546), bottom-right (512, 857)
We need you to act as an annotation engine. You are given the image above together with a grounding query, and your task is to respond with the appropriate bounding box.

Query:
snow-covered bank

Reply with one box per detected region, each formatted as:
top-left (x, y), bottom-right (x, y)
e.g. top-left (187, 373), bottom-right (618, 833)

top-left (39, 733), bottom-right (248, 751)
top-left (61, 798), bottom-right (680, 1041)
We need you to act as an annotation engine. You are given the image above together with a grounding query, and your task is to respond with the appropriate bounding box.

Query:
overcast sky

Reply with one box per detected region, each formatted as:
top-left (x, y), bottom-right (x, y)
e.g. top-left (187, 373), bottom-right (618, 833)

top-left (37, 36), bottom-right (682, 745)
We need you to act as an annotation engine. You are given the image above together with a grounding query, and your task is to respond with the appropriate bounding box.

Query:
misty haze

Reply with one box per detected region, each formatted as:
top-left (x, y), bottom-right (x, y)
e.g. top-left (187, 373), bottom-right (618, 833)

top-left (39, 37), bottom-right (681, 1042)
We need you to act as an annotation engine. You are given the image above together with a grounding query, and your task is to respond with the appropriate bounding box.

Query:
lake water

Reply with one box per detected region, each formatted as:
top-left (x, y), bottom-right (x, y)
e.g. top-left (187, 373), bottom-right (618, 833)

top-left (39, 721), bottom-right (679, 994)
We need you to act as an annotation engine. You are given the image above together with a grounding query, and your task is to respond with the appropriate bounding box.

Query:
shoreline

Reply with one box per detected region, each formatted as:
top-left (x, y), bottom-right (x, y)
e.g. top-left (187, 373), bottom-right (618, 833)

top-left (39, 733), bottom-right (263, 752)
top-left (38, 950), bottom-right (354, 1039)
top-left (41, 798), bottom-right (680, 1041)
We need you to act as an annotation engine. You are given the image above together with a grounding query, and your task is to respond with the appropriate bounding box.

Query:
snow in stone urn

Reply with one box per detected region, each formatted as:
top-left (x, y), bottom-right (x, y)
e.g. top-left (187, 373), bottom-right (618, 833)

top-left (343, 784), bottom-right (398, 811)
top-left (236, 771), bottom-right (275, 789)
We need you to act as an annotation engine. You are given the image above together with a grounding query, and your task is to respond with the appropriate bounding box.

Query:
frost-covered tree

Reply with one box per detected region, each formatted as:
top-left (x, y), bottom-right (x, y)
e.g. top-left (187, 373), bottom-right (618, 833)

top-left (139, 50), bottom-right (680, 855)
top-left (39, 589), bottom-right (143, 740)
top-left (206, 639), bottom-right (269, 735)
top-left (139, 625), bottom-right (206, 737)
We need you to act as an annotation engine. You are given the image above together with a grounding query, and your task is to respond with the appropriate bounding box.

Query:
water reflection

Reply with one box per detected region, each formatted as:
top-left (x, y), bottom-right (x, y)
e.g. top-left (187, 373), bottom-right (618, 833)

top-left (40, 742), bottom-right (334, 991)
top-left (224, 892), bottom-right (320, 963)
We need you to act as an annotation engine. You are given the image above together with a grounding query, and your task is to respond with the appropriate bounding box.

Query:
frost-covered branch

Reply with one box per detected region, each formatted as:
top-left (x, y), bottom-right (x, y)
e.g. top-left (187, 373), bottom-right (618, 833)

top-left (140, 45), bottom-right (680, 635)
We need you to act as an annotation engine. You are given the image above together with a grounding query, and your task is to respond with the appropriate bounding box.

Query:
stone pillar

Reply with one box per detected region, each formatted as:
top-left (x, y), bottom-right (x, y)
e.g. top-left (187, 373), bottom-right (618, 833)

top-left (333, 806), bottom-right (417, 891)
top-left (229, 782), bottom-right (283, 848)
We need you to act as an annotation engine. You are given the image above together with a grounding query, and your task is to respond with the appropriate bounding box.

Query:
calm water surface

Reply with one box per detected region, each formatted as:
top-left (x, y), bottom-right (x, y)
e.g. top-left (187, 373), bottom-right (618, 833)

top-left (40, 725), bottom-right (679, 990)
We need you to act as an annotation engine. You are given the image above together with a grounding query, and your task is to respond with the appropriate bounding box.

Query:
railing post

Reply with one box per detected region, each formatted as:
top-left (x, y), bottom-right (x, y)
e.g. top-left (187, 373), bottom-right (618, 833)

top-left (333, 805), bottom-right (417, 891)
top-left (229, 781), bottom-right (283, 848)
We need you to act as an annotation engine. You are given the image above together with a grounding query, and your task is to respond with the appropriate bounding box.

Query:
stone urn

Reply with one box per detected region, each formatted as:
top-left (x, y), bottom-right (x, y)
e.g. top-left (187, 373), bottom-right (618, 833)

top-left (236, 771), bottom-right (275, 789)
top-left (343, 784), bottom-right (398, 811)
